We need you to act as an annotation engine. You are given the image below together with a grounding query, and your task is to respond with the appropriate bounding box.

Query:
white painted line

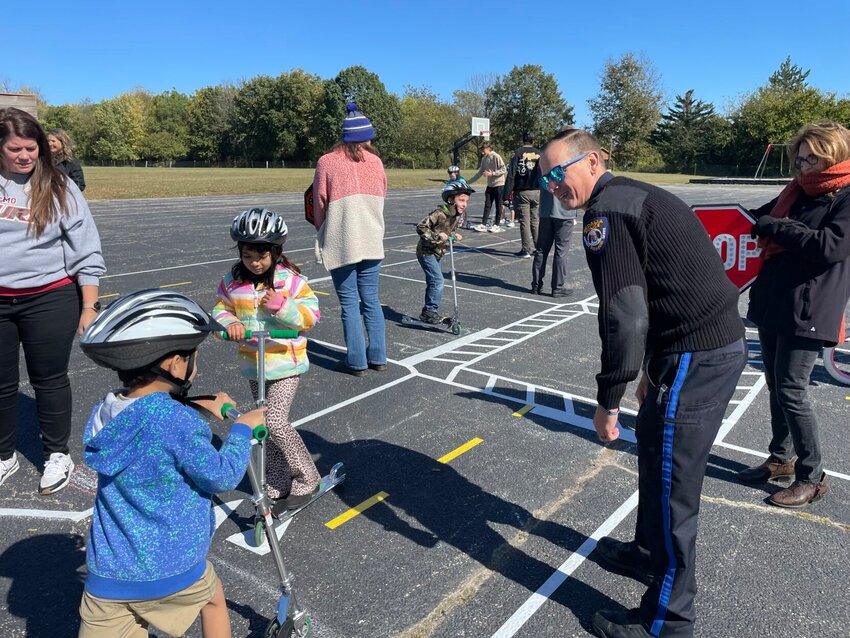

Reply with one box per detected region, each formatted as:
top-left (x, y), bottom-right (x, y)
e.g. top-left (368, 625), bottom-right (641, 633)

top-left (485, 375), bottom-right (498, 392)
top-left (225, 516), bottom-right (295, 555)
top-left (715, 374), bottom-right (766, 443)
top-left (432, 358), bottom-right (469, 364)
top-left (490, 491), bottom-right (640, 638)
top-left (0, 507), bottom-right (93, 522)
top-left (399, 328), bottom-right (497, 367)
top-left (213, 499), bottom-right (243, 531)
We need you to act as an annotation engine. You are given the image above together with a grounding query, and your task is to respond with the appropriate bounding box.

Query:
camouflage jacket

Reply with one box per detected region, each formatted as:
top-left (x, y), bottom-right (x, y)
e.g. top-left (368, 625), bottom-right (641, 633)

top-left (416, 204), bottom-right (461, 259)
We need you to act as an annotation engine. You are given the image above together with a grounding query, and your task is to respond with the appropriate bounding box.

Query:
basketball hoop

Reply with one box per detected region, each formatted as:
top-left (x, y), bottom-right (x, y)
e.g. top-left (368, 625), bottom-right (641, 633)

top-left (479, 130), bottom-right (490, 141)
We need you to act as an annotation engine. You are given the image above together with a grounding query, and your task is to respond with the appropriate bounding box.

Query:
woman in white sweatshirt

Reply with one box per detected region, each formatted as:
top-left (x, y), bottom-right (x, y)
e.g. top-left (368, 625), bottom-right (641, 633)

top-left (0, 107), bottom-right (105, 495)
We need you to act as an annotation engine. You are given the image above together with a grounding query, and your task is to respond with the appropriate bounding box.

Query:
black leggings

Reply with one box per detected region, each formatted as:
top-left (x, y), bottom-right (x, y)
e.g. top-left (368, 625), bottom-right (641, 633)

top-left (482, 186), bottom-right (504, 226)
top-left (0, 284), bottom-right (81, 461)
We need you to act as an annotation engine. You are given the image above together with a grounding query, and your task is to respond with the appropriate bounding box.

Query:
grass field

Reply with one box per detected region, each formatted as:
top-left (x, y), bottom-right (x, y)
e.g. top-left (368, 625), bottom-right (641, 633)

top-left (82, 166), bottom-right (706, 200)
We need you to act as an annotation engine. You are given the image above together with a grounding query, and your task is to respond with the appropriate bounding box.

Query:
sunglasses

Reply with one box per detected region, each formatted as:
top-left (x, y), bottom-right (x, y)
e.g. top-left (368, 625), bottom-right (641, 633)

top-left (539, 152), bottom-right (589, 190)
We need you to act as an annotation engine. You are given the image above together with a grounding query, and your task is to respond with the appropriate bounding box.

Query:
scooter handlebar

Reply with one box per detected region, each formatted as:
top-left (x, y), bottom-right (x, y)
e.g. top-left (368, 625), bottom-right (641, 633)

top-left (220, 403), bottom-right (268, 441)
top-left (221, 329), bottom-right (299, 340)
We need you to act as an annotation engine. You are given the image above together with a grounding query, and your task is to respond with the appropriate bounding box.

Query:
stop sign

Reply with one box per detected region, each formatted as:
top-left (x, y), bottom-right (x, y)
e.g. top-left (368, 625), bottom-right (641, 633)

top-left (692, 204), bottom-right (762, 291)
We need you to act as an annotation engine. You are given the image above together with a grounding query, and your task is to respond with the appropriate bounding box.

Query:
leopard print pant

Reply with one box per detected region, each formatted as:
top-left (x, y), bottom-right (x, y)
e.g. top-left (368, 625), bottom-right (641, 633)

top-left (249, 376), bottom-right (320, 499)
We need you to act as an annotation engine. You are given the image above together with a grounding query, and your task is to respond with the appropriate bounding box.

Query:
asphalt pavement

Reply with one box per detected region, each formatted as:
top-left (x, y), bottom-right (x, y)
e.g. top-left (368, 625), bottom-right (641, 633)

top-left (1, 182), bottom-right (848, 638)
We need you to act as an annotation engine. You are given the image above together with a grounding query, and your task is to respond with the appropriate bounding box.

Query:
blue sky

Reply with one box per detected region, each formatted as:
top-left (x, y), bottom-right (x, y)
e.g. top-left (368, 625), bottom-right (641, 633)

top-left (19, 0), bottom-right (850, 130)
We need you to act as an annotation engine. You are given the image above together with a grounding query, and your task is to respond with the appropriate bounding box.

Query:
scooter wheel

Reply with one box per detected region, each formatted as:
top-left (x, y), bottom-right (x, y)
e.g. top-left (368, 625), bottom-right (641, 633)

top-left (452, 322), bottom-right (461, 335)
top-left (253, 517), bottom-right (265, 548)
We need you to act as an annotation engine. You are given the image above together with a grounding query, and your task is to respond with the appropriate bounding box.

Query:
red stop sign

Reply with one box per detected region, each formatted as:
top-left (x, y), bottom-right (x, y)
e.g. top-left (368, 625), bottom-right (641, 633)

top-left (693, 204), bottom-right (762, 291)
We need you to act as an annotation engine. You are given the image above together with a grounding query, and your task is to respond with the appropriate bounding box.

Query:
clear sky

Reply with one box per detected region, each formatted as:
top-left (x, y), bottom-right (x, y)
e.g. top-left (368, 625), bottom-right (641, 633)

top-left (18, 0), bottom-right (850, 130)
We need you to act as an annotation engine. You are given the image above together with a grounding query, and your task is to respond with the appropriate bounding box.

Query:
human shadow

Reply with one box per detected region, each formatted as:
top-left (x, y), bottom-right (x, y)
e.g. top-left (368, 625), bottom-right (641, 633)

top-left (455, 271), bottom-right (531, 294)
top-left (305, 339), bottom-right (345, 372)
top-left (299, 429), bottom-right (620, 628)
top-left (0, 533), bottom-right (86, 637)
top-left (14, 393), bottom-right (44, 469)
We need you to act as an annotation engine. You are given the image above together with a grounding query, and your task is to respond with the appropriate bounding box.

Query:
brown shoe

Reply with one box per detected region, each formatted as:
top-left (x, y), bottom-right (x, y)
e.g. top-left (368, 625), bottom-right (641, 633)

top-left (769, 474), bottom-right (828, 508)
top-left (737, 456), bottom-right (796, 483)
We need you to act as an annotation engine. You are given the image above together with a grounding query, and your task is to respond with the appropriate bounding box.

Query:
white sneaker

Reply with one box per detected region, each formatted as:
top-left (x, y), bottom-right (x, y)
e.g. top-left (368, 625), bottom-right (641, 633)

top-left (472, 224), bottom-right (487, 232)
top-left (506, 221), bottom-right (516, 228)
top-left (488, 225), bottom-right (504, 233)
top-left (0, 453), bottom-right (19, 488)
top-left (40, 452), bottom-right (74, 495)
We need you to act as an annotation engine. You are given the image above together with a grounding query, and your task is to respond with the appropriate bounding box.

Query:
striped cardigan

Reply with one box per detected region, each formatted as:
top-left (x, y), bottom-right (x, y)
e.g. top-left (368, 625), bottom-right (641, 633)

top-left (212, 265), bottom-right (320, 380)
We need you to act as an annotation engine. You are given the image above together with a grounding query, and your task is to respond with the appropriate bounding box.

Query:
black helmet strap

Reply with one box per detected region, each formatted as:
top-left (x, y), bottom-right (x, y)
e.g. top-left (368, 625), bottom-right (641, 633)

top-left (151, 350), bottom-right (196, 398)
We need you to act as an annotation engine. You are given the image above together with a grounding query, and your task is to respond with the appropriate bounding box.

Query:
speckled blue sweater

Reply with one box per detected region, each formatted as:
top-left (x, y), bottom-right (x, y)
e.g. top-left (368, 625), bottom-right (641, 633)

top-left (82, 391), bottom-right (252, 600)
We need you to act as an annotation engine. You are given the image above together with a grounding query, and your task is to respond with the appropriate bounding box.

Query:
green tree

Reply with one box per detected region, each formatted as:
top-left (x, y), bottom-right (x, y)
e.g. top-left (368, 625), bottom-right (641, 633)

top-left (588, 53), bottom-right (664, 170)
top-left (398, 86), bottom-right (465, 167)
top-left (652, 89), bottom-right (731, 172)
top-left (311, 66), bottom-right (402, 159)
top-left (485, 64), bottom-right (574, 151)
top-left (90, 91), bottom-right (150, 161)
top-left (187, 85), bottom-right (237, 163)
top-left (730, 58), bottom-right (835, 168)
top-left (140, 89), bottom-right (190, 162)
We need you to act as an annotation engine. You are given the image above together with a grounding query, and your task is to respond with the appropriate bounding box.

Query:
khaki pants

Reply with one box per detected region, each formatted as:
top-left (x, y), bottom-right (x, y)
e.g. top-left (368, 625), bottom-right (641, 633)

top-left (79, 561), bottom-right (218, 637)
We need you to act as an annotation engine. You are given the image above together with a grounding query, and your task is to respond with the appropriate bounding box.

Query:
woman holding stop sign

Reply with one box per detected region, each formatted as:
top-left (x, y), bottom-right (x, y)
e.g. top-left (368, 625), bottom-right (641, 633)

top-left (741, 120), bottom-right (850, 508)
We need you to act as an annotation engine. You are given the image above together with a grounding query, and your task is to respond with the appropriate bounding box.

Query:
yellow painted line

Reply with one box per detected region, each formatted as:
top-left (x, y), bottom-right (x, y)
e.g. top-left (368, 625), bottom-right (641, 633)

top-left (512, 404), bottom-right (534, 417)
top-left (160, 281), bottom-right (192, 288)
top-left (438, 437), bottom-right (484, 464)
top-left (325, 491), bottom-right (389, 530)
top-left (98, 293), bottom-right (120, 299)
top-left (314, 290), bottom-right (330, 296)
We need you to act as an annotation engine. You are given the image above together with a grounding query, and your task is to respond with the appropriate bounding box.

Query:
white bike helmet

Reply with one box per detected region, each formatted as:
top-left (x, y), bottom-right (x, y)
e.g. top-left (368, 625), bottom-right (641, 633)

top-left (80, 289), bottom-right (223, 376)
top-left (447, 165), bottom-right (460, 175)
top-left (230, 208), bottom-right (288, 245)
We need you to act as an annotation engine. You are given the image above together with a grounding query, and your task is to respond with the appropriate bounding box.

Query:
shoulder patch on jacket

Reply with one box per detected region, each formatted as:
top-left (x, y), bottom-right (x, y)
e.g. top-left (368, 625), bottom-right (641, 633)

top-left (583, 217), bottom-right (609, 254)
top-left (590, 184), bottom-right (647, 218)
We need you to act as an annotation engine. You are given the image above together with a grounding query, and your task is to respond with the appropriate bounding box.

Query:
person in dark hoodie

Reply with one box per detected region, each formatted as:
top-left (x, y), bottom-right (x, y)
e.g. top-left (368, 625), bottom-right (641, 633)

top-left (78, 289), bottom-right (265, 638)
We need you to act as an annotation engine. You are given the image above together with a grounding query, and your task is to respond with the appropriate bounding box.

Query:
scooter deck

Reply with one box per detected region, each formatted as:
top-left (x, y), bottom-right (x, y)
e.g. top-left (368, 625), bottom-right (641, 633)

top-left (400, 315), bottom-right (458, 333)
top-left (273, 462), bottom-right (346, 524)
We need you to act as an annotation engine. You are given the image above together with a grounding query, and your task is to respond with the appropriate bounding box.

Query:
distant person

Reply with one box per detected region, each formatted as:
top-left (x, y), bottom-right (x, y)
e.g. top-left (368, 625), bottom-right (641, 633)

top-left (447, 165), bottom-right (462, 182)
top-left (78, 290), bottom-right (265, 638)
top-left (313, 103), bottom-right (388, 376)
top-left (539, 128), bottom-right (746, 638)
top-left (213, 208), bottom-right (321, 512)
top-left (503, 132), bottom-right (541, 257)
top-left (738, 120), bottom-right (850, 508)
top-left (531, 189), bottom-right (576, 297)
top-left (47, 129), bottom-right (86, 192)
top-left (466, 141), bottom-right (507, 232)
top-left (0, 108), bottom-right (105, 495)
top-left (414, 180), bottom-right (471, 323)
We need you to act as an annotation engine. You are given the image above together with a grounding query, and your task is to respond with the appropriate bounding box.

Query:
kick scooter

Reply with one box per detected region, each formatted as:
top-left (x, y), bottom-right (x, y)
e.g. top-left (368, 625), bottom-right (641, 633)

top-left (221, 328), bottom-right (345, 637)
top-left (401, 236), bottom-right (463, 335)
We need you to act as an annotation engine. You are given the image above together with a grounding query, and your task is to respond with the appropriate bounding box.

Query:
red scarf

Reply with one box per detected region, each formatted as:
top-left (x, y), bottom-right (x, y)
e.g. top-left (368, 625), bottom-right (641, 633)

top-left (759, 158), bottom-right (850, 258)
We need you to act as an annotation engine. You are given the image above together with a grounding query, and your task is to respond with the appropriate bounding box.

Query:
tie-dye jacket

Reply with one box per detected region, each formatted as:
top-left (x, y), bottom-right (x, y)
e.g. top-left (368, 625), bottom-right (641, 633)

top-left (212, 265), bottom-right (320, 380)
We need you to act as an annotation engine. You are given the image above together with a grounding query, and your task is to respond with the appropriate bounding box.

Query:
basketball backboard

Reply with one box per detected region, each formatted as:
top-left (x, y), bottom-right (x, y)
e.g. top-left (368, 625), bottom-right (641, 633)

top-left (471, 117), bottom-right (490, 140)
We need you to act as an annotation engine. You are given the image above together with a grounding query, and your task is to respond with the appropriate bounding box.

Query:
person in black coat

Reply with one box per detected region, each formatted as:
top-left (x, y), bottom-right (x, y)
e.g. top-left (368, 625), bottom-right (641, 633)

top-left (739, 120), bottom-right (850, 508)
top-left (47, 129), bottom-right (86, 192)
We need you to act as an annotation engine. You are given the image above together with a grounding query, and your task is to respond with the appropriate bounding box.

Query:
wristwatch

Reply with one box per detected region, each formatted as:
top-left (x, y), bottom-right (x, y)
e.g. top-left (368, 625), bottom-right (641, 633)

top-left (83, 301), bottom-right (102, 312)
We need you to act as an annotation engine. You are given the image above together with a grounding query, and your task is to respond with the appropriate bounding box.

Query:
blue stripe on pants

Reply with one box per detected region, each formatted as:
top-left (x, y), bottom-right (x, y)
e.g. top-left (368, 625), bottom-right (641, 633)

top-left (651, 352), bottom-right (692, 636)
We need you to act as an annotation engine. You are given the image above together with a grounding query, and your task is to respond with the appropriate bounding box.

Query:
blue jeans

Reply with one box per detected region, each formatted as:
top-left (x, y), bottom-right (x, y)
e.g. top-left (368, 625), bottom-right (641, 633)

top-left (417, 254), bottom-right (444, 313)
top-left (330, 260), bottom-right (387, 370)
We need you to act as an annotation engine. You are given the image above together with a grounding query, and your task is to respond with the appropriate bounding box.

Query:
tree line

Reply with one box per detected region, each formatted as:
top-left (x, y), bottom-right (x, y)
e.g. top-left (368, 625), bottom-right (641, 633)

top-left (19, 55), bottom-right (850, 174)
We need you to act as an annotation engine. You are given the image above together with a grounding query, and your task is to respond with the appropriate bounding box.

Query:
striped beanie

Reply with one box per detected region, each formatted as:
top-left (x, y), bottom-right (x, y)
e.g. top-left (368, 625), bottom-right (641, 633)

top-left (341, 102), bottom-right (375, 143)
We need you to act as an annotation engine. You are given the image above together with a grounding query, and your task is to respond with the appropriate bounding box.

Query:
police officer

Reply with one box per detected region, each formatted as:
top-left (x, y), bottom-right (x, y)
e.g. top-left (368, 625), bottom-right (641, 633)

top-left (539, 129), bottom-right (746, 638)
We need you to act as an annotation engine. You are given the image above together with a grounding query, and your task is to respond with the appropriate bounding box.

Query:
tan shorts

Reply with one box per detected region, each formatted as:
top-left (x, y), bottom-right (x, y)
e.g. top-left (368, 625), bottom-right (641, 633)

top-left (78, 561), bottom-right (219, 638)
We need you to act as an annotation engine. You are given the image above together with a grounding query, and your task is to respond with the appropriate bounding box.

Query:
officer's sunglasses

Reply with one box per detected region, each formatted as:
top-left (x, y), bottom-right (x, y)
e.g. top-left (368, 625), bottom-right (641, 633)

top-left (539, 152), bottom-right (589, 191)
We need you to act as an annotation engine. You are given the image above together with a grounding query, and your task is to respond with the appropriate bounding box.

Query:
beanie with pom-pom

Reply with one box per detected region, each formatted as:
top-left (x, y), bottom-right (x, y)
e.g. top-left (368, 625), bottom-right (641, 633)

top-left (341, 102), bottom-right (375, 143)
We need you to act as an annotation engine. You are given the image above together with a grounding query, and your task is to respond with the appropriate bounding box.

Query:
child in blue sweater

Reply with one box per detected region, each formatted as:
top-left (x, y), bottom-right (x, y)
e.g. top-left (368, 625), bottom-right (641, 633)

top-left (78, 290), bottom-right (265, 638)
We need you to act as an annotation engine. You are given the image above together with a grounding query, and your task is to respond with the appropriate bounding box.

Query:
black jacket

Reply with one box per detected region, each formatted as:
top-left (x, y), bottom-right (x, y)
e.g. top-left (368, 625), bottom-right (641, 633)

top-left (502, 145), bottom-right (541, 195)
top-left (747, 186), bottom-right (850, 346)
top-left (56, 158), bottom-right (86, 192)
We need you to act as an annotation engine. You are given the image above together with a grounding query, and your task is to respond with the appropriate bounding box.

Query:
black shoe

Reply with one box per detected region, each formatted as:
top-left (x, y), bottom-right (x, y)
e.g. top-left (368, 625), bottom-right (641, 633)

top-left (594, 537), bottom-right (654, 586)
top-left (551, 289), bottom-right (574, 298)
top-left (336, 361), bottom-right (366, 377)
top-left (592, 608), bottom-right (652, 638)
top-left (271, 486), bottom-right (321, 516)
top-left (368, 362), bottom-right (387, 371)
top-left (531, 285), bottom-right (542, 294)
top-left (419, 310), bottom-right (443, 325)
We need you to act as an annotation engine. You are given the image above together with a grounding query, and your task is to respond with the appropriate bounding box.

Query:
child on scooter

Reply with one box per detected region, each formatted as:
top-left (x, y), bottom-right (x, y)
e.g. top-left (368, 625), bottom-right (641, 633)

top-left (212, 208), bottom-right (321, 514)
top-left (78, 289), bottom-right (266, 638)
top-left (415, 181), bottom-right (473, 324)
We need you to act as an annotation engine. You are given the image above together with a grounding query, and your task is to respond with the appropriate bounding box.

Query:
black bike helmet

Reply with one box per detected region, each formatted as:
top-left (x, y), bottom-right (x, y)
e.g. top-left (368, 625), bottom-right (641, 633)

top-left (441, 179), bottom-right (475, 203)
top-left (80, 290), bottom-right (224, 395)
top-left (230, 208), bottom-right (288, 245)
